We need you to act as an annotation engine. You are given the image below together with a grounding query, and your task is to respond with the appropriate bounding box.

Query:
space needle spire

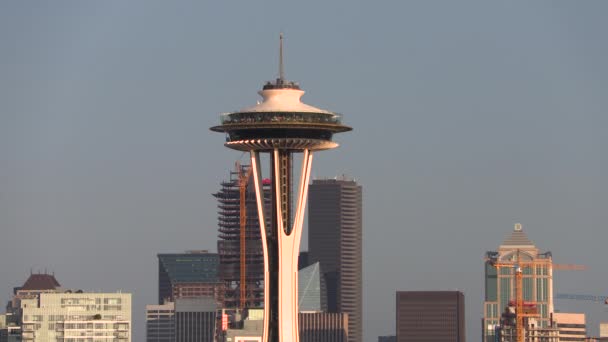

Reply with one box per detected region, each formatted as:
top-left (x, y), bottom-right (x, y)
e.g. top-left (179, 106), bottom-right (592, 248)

top-left (279, 33), bottom-right (285, 82)
top-left (211, 35), bottom-right (352, 342)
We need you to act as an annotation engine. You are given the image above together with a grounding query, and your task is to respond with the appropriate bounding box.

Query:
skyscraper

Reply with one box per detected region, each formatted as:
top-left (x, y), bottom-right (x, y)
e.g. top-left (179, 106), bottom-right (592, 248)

top-left (482, 224), bottom-right (553, 342)
top-left (210, 35), bottom-right (351, 342)
top-left (396, 291), bottom-right (465, 342)
top-left (308, 177), bottom-right (362, 342)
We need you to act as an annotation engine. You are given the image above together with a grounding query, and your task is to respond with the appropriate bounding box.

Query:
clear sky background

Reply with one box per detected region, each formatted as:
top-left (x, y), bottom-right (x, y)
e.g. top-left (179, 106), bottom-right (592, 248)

top-left (1, 1), bottom-right (607, 341)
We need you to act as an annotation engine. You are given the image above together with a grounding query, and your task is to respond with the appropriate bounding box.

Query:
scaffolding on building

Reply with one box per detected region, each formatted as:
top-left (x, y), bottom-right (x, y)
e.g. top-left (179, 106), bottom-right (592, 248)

top-left (214, 163), bottom-right (271, 309)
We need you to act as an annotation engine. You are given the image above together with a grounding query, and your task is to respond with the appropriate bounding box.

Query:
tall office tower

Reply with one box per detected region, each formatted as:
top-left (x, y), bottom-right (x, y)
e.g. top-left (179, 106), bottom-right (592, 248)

top-left (308, 177), bottom-right (362, 342)
top-left (157, 251), bottom-right (221, 304)
top-left (211, 35), bottom-right (351, 342)
top-left (482, 224), bottom-right (553, 342)
top-left (19, 292), bottom-right (131, 341)
top-left (174, 298), bottom-right (217, 342)
top-left (553, 313), bottom-right (586, 342)
top-left (146, 301), bottom-right (175, 342)
top-left (214, 163), bottom-right (271, 309)
top-left (396, 291), bottom-right (465, 342)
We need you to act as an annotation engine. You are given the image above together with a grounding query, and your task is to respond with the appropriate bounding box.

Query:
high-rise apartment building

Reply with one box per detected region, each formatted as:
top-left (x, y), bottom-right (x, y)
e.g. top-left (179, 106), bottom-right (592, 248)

top-left (396, 291), bottom-right (465, 342)
top-left (214, 163), bottom-right (271, 309)
top-left (157, 251), bottom-right (221, 304)
top-left (308, 177), bottom-right (362, 342)
top-left (2, 273), bottom-right (131, 342)
top-left (19, 292), bottom-right (131, 341)
top-left (483, 224), bottom-right (553, 342)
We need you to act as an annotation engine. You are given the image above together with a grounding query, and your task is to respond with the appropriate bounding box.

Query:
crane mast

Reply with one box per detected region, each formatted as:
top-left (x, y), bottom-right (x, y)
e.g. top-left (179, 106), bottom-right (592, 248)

top-left (236, 162), bottom-right (253, 310)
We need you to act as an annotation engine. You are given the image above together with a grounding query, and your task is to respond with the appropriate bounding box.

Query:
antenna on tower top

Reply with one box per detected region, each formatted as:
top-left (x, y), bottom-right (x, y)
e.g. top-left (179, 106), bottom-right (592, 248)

top-left (263, 33), bottom-right (300, 90)
top-left (279, 33), bottom-right (285, 81)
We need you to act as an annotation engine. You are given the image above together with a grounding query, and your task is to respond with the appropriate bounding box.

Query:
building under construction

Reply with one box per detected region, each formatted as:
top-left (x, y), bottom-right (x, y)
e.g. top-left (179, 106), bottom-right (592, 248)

top-left (214, 163), bottom-right (271, 309)
top-left (483, 224), bottom-right (585, 342)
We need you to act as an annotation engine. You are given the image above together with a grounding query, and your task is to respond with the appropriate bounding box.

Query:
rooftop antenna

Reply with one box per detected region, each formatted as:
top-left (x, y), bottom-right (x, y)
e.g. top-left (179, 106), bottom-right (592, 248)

top-left (279, 33), bottom-right (285, 82)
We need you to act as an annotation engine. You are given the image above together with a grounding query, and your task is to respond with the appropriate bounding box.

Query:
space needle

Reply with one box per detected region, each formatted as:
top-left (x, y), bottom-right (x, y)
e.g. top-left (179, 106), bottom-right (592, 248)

top-left (211, 34), bottom-right (351, 342)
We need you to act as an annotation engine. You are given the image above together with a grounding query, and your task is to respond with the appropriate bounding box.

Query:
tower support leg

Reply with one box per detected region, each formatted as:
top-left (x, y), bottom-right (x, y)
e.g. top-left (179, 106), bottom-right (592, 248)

top-left (250, 149), bottom-right (313, 342)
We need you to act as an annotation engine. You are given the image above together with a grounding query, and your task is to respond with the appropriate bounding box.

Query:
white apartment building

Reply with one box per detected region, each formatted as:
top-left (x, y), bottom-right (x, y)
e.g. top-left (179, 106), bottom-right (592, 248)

top-left (19, 292), bottom-right (131, 342)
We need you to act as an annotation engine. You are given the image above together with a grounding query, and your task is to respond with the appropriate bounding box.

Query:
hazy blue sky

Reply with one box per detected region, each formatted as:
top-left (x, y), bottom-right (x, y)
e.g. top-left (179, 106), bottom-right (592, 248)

top-left (1, 1), bottom-right (607, 341)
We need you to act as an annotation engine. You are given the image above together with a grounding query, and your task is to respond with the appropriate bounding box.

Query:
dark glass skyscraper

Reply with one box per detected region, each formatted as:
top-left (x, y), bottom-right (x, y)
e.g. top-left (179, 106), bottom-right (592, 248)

top-left (396, 291), bottom-right (465, 342)
top-left (157, 251), bottom-right (220, 304)
top-left (308, 177), bottom-right (362, 342)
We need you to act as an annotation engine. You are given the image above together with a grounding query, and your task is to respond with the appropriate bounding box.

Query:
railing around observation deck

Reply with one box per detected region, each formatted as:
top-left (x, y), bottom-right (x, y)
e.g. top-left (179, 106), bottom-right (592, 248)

top-left (220, 112), bottom-right (343, 126)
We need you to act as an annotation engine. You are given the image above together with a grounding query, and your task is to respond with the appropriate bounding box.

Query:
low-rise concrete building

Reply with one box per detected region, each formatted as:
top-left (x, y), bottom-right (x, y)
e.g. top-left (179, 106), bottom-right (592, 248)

top-left (553, 312), bottom-right (586, 342)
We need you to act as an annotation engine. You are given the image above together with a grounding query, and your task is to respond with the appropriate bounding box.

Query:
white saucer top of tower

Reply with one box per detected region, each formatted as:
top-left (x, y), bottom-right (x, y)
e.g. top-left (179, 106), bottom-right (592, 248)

top-left (210, 34), bottom-right (351, 152)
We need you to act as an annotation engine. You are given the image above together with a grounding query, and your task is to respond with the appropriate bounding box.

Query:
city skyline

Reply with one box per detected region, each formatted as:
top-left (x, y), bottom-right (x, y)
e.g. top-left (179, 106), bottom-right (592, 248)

top-left (1, 2), bottom-right (608, 341)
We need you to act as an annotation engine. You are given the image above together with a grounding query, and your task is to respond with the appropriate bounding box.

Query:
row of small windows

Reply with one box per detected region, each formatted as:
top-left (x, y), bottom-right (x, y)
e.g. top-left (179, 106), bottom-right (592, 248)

top-left (24, 315), bottom-right (124, 323)
top-left (62, 298), bottom-right (122, 305)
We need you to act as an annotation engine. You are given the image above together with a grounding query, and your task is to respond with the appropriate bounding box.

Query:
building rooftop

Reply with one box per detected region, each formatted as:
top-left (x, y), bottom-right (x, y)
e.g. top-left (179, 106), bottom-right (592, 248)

top-left (500, 223), bottom-right (535, 247)
top-left (158, 253), bottom-right (219, 283)
top-left (20, 273), bottom-right (61, 291)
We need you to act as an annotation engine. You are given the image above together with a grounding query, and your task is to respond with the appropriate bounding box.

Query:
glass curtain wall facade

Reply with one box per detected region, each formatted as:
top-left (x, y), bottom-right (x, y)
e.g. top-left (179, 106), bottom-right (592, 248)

top-left (157, 252), bottom-right (220, 304)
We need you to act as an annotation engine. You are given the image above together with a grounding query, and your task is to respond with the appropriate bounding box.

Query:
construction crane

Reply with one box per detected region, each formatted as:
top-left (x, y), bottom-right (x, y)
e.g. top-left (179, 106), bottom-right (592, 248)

top-left (489, 250), bottom-right (538, 342)
top-left (555, 293), bottom-right (608, 305)
top-left (236, 162), bottom-right (253, 310)
top-left (488, 247), bottom-right (586, 342)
